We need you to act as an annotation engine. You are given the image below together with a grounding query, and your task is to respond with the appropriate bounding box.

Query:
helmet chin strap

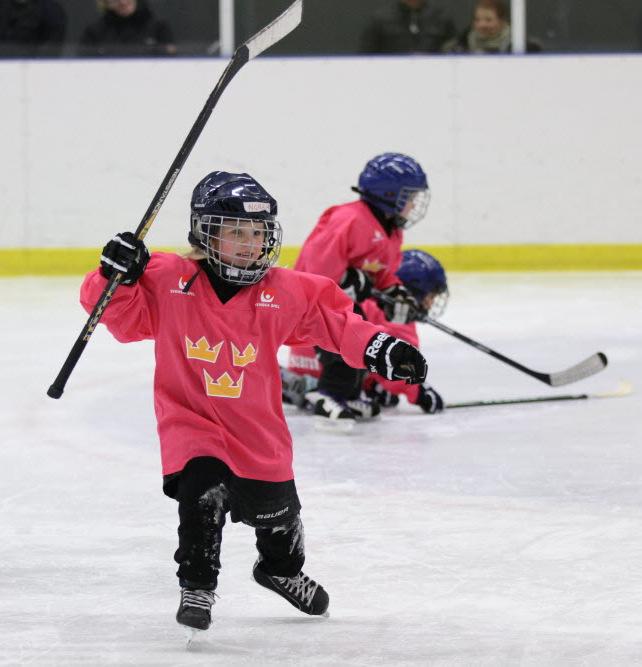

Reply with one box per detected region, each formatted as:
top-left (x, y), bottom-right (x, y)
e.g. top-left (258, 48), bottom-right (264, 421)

top-left (351, 186), bottom-right (411, 229)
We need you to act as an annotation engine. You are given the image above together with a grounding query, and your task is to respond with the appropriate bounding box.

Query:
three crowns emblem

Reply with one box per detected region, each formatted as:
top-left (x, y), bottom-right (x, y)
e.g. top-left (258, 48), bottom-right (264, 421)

top-left (185, 335), bottom-right (257, 398)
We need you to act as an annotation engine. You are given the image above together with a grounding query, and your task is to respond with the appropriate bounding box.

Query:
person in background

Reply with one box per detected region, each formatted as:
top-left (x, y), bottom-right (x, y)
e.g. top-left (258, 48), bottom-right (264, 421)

top-left (0, 0), bottom-right (66, 57)
top-left (360, 0), bottom-right (455, 54)
top-left (292, 153), bottom-right (432, 430)
top-left (443, 0), bottom-right (542, 54)
top-left (283, 249), bottom-right (448, 416)
top-left (79, 0), bottom-right (176, 57)
top-left (362, 249), bottom-right (447, 413)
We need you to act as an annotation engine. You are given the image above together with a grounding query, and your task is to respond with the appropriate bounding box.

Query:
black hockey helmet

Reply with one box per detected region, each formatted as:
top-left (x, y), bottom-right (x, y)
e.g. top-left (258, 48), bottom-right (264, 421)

top-left (189, 171), bottom-right (282, 285)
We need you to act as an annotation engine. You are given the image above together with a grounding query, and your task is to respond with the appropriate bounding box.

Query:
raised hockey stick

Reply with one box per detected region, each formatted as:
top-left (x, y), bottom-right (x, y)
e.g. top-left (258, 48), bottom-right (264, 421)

top-left (372, 289), bottom-right (607, 387)
top-left (47, 1), bottom-right (303, 400)
top-left (446, 381), bottom-right (632, 409)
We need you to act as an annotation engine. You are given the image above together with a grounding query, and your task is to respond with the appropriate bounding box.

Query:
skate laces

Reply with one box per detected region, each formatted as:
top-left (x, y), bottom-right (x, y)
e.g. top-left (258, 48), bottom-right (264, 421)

top-left (275, 573), bottom-right (318, 606)
top-left (307, 391), bottom-right (352, 415)
top-left (346, 397), bottom-right (379, 419)
top-left (347, 398), bottom-right (371, 413)
top-left (318, 394), bottom-right (346, 412)
top-left (181, 588), bottom-right (217, 610)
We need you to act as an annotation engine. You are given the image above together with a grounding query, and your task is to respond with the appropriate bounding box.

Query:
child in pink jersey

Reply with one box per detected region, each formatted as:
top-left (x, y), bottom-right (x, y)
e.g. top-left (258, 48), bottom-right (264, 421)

top-left (293, 152), bottom-right (432, 427)
top-left (284, 249), bottom-right (448, 415)
top-left (81, 170), bottom-right (428, 633)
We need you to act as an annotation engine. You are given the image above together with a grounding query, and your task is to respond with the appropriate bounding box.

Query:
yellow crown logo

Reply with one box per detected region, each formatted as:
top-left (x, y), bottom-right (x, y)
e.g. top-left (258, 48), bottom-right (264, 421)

top-left (362, 258), bottom-right (385, 274)
top-left (204, 370), bottom-right (244, 398)
top-left (185, 336), bottom-right (223, 364)
top-left (231, 342), bottom-right (258, 367)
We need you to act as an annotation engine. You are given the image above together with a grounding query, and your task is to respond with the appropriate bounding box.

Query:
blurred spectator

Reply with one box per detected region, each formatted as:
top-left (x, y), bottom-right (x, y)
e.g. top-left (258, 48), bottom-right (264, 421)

top-left (79, 0), bottom-right (176, 57)
top-left (0, 0), bottom-right (66, 57)
top-left (360, 0), bottom-right (455, 54)
top-left (443, 0), bottom-right (542, 54)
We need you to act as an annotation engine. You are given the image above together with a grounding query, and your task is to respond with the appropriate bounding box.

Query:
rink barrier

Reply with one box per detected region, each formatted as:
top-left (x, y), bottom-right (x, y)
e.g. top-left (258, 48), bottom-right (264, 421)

top-left (1, 244), bottom-right (642, 276)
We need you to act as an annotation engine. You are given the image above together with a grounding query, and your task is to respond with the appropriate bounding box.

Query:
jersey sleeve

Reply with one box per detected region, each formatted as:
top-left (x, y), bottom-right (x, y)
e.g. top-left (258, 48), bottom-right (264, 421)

top-left (284, 273), bottom-right (380, 369)
top-left (79, 258), bottom-right (159, 343)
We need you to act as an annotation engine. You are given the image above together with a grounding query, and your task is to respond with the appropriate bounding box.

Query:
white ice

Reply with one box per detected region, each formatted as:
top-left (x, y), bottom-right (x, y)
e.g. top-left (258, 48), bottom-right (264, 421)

top-left (1, 272), bottom-right (641, 666)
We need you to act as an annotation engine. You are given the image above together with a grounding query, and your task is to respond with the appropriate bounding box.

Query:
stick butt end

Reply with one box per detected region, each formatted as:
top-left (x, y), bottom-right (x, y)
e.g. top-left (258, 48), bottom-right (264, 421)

top-left (47, 384), bottom-right (63, 399)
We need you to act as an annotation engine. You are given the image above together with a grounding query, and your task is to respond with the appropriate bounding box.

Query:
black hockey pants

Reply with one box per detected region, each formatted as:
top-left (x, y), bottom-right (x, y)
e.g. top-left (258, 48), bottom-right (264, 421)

top-left (316, 347), bottom-right (367, 400)
top-left (170, 457), bottom-right (304, 590)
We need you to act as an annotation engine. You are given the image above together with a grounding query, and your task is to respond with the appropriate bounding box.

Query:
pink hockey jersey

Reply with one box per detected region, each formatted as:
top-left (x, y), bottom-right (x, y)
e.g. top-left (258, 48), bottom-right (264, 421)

top-left (80, 253), bottom-right (385, 482)
top-left (287, 299), bottom-right (421, 403)
top-left (294, 199), bottom-right (403, 290)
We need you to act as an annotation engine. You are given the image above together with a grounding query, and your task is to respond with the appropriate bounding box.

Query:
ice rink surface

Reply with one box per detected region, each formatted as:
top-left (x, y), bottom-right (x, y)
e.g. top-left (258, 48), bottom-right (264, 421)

top-left (1, 272), bottom-right (641, 666)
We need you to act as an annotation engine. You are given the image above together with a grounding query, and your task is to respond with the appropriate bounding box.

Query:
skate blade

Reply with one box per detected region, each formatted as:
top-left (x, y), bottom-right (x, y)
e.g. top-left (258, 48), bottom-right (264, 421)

top-left (313, 417), bottom-right (355, 434)
top-left (353, 414), bottom-right (381, 423)
top-left (183, 626), bottom-right (205, 648)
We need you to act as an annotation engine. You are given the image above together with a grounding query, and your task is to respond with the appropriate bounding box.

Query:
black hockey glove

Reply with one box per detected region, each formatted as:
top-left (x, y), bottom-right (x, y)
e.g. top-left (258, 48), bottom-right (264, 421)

top-left (377, 284), bottom-right (423, 324)
top-left (415, 384), bottom-right (444, 414)
top-left (364, 332), bottom-right (427, 384)
top-left (364, 381), bottom-right (400, 408)
top-left (339, 267), bottom-right (372, 303)
top-left (100, 232), bottom-right (150, 285)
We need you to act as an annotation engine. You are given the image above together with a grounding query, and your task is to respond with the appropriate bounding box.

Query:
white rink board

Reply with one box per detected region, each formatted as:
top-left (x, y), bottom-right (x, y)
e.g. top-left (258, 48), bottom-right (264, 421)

top-left (1, 272), bottom-right (641, 665)
top-left (1, 55), bottom-right (642, 250)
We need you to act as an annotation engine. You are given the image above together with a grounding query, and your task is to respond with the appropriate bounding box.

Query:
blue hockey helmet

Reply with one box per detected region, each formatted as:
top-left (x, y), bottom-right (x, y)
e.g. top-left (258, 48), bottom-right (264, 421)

top-left (396, 249), bottom-right (449, 318)
top-left (189, 171), bottom-right (282, 285)
top-left (354, 153), bottom-right (430, 229)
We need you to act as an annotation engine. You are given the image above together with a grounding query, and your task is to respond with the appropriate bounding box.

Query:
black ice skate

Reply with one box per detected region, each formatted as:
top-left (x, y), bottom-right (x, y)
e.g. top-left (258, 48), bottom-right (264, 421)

top-left (305, 390), bottom-right (356, 432)
top-left (280, 368), bottom-right (318, 408)
top-left (346, 396), bottom-right (381, 421)
top-left (176, 587), bottom-right (217, 630)
top-left (253, 560), bottom-right (329, 617)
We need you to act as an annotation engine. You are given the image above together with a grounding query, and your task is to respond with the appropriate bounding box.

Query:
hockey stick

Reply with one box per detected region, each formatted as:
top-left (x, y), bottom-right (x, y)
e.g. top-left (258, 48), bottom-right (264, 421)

top-left (372, 289), bottom-right (607, 387)
top-left (47, 1), bottom-right (303, 399)
top-left (446, 381), bottom-right (632, 409)
top-left (423, 316), bottom-right (607, 387)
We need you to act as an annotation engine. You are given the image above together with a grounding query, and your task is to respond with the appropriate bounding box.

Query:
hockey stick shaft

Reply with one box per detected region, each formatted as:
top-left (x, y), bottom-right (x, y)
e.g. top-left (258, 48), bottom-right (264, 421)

top-left (446, 382), bottom-right (632, 409)
top-left (448, 394), bottom-right (587, 408)
top-left (47, 0), bottom-right (303, 399)
top-left (372, 289), bottom-right (606, 387)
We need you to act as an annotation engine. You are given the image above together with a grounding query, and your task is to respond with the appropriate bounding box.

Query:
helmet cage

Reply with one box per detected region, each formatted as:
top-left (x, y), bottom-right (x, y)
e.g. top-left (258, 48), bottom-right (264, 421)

top-left (191, 213), bottom-right (282, 285)
top-left (395, 187), bottom-right (431, 229)
top-left (425, 288), bottom-right (449, 319)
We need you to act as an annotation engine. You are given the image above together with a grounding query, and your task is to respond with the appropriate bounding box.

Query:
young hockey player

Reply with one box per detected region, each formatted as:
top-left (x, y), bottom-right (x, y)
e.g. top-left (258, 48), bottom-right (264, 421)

top-left (80, 171), bottom-right (428, 633)
top-left (293, 152), bottom-right (431, 427)
top-left (363, 249), bottom-right (448, 412)
top-left (283, 249), bottom-right (448, 415)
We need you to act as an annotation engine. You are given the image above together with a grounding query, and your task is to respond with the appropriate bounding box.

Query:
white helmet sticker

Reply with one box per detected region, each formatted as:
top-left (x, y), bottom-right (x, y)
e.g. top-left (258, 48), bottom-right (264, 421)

top-left (243, 201), bottom-right (271, 213)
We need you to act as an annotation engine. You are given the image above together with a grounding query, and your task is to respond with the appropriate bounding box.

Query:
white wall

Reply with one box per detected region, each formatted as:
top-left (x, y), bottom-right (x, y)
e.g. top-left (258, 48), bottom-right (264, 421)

top-left (1, 55), bottom-right (641, 249)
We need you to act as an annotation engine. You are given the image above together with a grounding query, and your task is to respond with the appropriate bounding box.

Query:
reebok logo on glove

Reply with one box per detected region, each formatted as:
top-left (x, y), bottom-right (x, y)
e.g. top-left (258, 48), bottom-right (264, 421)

top-left (363, 332), bottom-right (428, 384)
top-left (365, 332), bottom-right (391, 372)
